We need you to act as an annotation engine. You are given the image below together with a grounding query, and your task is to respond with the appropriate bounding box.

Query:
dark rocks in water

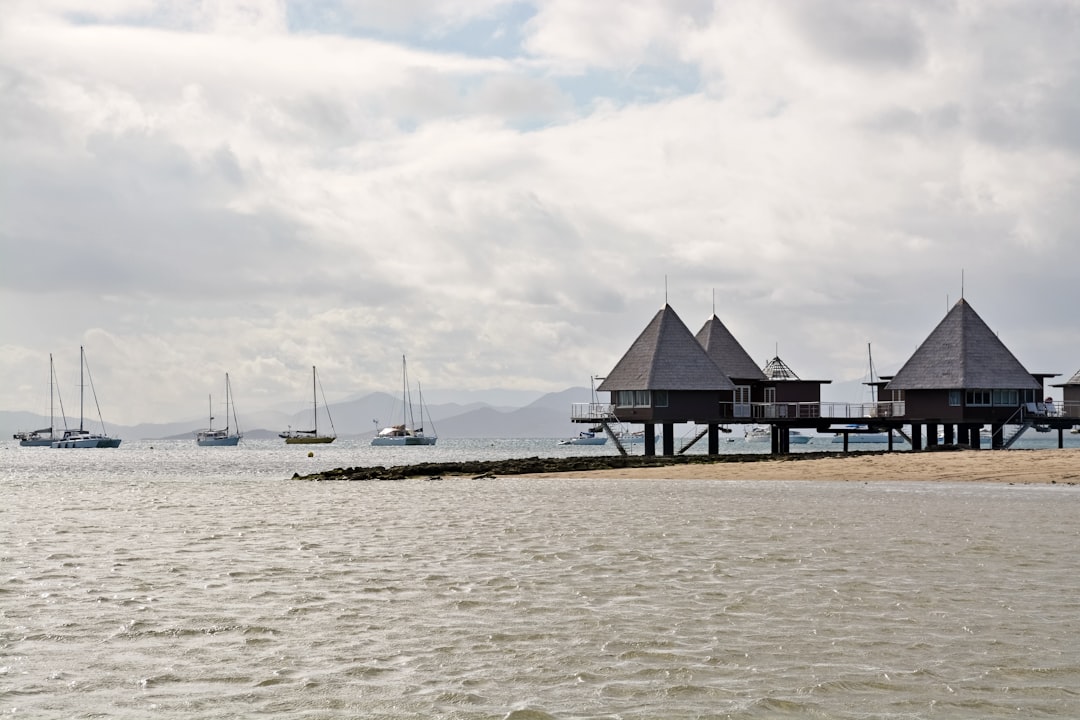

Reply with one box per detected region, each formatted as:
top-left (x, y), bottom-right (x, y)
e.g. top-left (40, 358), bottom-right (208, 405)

top-left (290, 451), bottom-right (868, 482)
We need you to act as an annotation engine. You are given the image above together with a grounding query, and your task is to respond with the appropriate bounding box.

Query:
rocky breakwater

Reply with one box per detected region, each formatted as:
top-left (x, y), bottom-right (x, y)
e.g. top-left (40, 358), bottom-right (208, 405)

top-left (290, 451), bottom-right (861, 481)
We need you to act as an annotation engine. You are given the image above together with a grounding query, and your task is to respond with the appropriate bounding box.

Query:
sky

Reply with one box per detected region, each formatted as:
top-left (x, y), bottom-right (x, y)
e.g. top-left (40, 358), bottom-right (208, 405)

top-left (2, 0), bottom-right (1079, 425)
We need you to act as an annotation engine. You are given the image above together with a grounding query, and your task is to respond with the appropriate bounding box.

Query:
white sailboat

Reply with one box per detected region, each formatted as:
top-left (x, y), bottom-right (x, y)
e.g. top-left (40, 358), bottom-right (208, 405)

top-left (831, 344), bottom-right (903, 445)
top-left (52, 346), bottom-right (122, 449)
top-left (196, 373), bottom-right (242, 446)
top-left (13, 354), bottom-right (62, 447)
top-left (280, 366), bottom-right (336, 444)
top-left (372, 355), bottom-right (437, 446)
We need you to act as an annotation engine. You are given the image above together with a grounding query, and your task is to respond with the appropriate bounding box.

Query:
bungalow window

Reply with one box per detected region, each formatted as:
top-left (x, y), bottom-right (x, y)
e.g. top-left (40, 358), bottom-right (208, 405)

top-left (948, 391), bottom-right (961, 407)
top-left (966, 389), bottom-right (992, 406)
top-left (653, 390), bottom-right (669, 407)
top-left (617, 390), bottom-right (653, 407)
top-left (992, 390), bottom-right (1018, 406)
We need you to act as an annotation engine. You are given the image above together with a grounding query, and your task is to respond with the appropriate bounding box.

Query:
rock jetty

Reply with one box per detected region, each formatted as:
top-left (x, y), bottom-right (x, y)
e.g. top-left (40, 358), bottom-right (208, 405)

top-left (291, 451), bottom-right (873, 481)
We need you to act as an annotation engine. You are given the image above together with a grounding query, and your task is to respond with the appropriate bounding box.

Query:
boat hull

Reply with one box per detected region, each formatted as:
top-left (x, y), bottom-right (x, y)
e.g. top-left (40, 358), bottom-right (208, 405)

top-left (559, 437), bottom-right (607, 446)
top-left (284, 436), bottom-right (335, 444)
top-left (831, 434), bottom-right (894, 444)
top-left (52, 436), bottom-right (121, 449)
top-left (371, 435), bottom-right (437, 446)
top-left (197, 435), bottom-right (241, 447)
top-left (17, 437), bottom-right (54, 447)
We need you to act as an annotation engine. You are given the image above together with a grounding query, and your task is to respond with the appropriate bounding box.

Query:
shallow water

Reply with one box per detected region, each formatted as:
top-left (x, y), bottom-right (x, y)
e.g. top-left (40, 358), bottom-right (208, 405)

top-left (3, 441), bottom-right (1080, 718)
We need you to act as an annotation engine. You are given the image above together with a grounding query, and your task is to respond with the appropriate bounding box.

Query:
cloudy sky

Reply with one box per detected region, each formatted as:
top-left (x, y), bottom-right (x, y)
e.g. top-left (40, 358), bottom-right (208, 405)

top-left (2, 0), bottom-right (1079, 425)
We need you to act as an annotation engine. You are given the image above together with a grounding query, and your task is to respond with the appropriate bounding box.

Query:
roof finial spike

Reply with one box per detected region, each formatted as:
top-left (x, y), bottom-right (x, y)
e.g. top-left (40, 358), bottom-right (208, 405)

top-left (711, 288), bottom-right (715, 317)
top-left (961, 268), bottom-right (965, 300)
top-left (665, 275), bottom-right (668, 306)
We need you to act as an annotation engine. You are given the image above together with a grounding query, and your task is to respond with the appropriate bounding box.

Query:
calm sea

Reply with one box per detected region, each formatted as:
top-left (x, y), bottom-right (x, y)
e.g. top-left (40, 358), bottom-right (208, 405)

top-left (4, 438), bottom-right (1080, 719)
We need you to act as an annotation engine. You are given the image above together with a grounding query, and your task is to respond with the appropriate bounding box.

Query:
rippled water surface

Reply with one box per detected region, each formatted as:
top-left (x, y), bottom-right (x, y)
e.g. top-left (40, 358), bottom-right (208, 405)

top-left (4, 441), bottom-right (1080, 718)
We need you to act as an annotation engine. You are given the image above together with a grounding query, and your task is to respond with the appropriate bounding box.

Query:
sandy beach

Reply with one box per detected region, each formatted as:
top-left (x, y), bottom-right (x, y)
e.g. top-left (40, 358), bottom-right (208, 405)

top-left (522, 448), bottom-right (1080, 483)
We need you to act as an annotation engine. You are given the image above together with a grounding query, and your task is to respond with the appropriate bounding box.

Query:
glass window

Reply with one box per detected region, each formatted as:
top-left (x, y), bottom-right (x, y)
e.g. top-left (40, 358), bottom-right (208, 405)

top-left (653, 390), bottom-right (668, 407)
top-left (949, 390), bottom-right (961, 406)
top-left (634, 390), bottom-right (651, 407)
top-left (992, 390), bottom-right (1018, 406)
top-left (966, 389), bottom-right (992, 406)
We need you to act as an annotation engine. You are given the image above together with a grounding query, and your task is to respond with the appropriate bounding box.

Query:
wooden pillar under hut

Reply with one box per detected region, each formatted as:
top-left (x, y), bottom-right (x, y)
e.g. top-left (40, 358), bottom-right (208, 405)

top-left (644, 424), bottom-right (657, 456)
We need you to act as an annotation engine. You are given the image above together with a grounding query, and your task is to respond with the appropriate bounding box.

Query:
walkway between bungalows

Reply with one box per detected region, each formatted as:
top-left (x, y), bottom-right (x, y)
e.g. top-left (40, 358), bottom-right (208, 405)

top-left (571, 400), bottom-right (1080, 455)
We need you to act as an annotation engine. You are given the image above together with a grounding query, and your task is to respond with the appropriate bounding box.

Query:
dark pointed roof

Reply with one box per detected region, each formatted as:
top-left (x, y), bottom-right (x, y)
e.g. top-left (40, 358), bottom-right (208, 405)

top-left (695, 315), bottom-right (767, 382)
top-left (762, 355), bottom-right (800, 381)
top-left (597, 305), bottom-right (735, 391)
top-left (884, 298), bottom-right (1040, 391)
top-left (1053, 369), bottom-right (1080, 387)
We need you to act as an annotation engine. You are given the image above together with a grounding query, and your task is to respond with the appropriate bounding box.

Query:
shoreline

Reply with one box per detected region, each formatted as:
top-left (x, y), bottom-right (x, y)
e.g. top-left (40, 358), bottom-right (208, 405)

top-left (293, 447), bottom-right (1080, 484)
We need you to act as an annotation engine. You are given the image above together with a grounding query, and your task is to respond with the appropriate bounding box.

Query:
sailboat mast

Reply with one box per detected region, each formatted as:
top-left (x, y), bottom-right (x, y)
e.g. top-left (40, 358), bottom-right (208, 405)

top-left (208, 394), bottom-right (214, 431)
top-left (224, 373), bottom-right (230, 434)
top-left (868, 342), bottom-right (877, 404)
top-left (49, 353), bottom-right (55, 439)
top-left (402, 355), bottom-right (410, 429)
top-left (79, 345), bottom-right (85, 433)
top-left (312, 366), bottom-right (318, 435)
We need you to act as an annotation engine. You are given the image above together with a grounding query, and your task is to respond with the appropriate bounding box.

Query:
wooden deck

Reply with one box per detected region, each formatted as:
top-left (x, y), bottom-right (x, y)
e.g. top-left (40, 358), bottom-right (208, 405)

top-left (571, 401), bottom-right (1080, 454)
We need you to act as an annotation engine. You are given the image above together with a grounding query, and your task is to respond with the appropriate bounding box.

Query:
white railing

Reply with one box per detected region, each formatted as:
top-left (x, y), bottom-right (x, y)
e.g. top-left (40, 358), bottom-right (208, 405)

top-left (570, 403), bottom-right (616, 421)
top-left (569, 401), bottom-right (906, 422)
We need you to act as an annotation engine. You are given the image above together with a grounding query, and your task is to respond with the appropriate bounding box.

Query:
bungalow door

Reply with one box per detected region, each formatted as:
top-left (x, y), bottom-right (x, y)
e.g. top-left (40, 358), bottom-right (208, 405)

top-left (734, 385), bottom-right (752, 418)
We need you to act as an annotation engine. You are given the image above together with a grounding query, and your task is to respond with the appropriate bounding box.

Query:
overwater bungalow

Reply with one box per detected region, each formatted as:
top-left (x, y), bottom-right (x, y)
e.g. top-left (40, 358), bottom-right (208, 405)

top-left (593, 305), bottom-right (735, 455)
top-left (573, 296), bottom-right (1078, 455)
top-left (881, 297), bottom-right (1062, 449)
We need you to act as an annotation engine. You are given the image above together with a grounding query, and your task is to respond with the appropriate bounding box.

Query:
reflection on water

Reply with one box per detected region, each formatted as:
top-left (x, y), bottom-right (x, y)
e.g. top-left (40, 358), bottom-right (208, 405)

top-left (3, 442), bottom-right (1080, 718)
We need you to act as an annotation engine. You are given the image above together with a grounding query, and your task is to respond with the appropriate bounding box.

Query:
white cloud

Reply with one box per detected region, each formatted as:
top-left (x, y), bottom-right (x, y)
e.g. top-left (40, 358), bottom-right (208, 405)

top-left (2, 0), bottom-right (1079, 425)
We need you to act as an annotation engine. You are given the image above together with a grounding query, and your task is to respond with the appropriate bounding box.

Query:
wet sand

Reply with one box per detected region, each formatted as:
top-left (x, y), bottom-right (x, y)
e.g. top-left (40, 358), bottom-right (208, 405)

top-left (522, 448), bottom-right (1080, 483)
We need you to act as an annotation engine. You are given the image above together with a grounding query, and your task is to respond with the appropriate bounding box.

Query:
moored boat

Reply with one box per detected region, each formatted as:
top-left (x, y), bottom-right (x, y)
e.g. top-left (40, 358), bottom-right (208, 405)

top-left (197, 373), bottom-right (242, 446)
top-left (372, 356), bottom-right (437, 446)
top-left (280, 366), bottom-right (336, 444)
top-left (559, 430), bottom-right (607, 446)
top-left (745, 426), bottom-right (812, 444)
top-left (51, 346), bottom-right (121, 449)
top-left (14, 354), bottom-right (61, 446)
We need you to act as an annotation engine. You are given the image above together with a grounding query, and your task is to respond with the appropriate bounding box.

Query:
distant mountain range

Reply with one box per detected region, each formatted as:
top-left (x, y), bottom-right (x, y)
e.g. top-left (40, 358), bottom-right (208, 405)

top-left (1, 387), bottom-right (596, 441)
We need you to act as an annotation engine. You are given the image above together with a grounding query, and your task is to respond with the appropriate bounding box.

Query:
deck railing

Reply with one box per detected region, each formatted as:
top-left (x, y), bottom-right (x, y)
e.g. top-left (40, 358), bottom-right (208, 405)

top-left (570, 401), bottom-right (907, 423)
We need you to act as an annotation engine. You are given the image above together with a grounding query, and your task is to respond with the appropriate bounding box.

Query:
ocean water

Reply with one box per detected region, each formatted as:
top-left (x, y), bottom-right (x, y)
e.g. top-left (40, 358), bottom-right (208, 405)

top-left (3, 439), bottom-right (1080, 719)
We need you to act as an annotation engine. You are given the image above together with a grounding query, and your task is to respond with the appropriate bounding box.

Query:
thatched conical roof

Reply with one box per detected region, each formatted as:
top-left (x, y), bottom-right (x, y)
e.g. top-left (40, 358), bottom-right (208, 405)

top-left (598, 305), bottom-right (735, 392)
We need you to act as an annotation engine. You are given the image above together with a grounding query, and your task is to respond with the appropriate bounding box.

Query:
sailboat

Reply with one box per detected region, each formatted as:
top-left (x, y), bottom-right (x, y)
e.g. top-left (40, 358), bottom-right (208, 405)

top-left (13, 354), bottom-right (62, 447)
top-left (832, 343), bottom-right (901, 444)
top-left (279, 366), bottom-right (336, 444)
top-left (196, 373), bottom-right (242, 446)
top-left (52, 346), bottom-right (122, 449)
top-left (372, 355), bottom-right (437, 446)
